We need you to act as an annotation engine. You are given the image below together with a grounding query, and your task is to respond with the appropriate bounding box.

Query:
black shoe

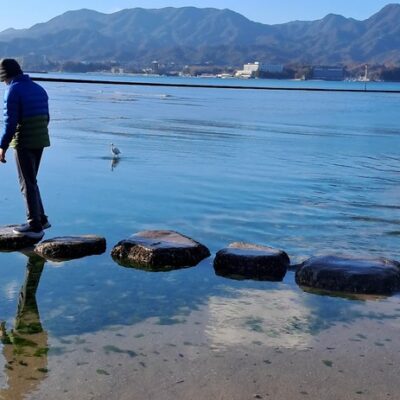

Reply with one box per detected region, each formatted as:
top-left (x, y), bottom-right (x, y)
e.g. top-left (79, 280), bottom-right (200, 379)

top-left (13, 225), bottom-right (44, 239)
top-left (14, 221), bottom-right (51, 231)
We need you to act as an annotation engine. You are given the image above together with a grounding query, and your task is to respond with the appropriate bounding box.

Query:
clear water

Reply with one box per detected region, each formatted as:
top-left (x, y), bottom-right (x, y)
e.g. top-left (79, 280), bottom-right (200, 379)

top-left (1, 76), bottom-right (400, 399)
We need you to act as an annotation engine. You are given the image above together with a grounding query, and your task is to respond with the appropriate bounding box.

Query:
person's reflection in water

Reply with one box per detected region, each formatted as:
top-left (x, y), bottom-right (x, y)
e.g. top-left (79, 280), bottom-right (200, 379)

top-left (0, 254), bottom-right (48, 400)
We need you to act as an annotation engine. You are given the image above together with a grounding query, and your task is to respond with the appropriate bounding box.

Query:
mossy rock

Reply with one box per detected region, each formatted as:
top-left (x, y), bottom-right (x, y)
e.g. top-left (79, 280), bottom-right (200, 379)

top-left (295, 255), bottom-right (400, 295)
top-left (0, 225), bottom-right (44, 251)
top-left (111, 230), bottom-right (210, 271)
top-left (35, 235), bottom-right (106, 261)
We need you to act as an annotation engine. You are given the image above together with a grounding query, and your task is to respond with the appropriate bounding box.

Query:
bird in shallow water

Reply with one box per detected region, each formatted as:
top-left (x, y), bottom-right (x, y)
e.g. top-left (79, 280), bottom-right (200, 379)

top-left (111, 143), bottom-right (121, 158)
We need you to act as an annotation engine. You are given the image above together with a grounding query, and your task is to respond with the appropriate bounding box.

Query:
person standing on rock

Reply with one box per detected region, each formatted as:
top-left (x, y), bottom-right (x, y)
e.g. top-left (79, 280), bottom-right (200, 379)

top-left (0, 59), bottom-right (51, 239)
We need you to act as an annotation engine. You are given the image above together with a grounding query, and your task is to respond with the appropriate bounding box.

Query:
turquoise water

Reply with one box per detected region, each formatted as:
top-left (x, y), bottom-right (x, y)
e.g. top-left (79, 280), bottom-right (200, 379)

top-left (1, 76), bottom-right (400, 398)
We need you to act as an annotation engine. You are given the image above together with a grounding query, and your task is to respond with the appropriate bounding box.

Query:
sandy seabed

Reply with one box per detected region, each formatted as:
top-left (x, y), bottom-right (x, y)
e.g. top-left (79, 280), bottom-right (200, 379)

top-left (1, 289), bottom-right (400, 400)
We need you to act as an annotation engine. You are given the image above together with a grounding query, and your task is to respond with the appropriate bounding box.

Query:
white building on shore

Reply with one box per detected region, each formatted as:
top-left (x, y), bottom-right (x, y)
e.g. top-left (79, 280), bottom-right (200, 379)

top-left (235, 62), bottom-right (284, 78)
top-left (235, 62), bottom-right (261, 78)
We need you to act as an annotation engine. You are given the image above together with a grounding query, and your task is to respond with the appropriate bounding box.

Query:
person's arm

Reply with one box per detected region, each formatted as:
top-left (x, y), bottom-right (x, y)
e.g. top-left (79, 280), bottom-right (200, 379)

top-left (46, 91), bottom-right (50, 124)
top-left (0, 86), bottom-right (20, 154)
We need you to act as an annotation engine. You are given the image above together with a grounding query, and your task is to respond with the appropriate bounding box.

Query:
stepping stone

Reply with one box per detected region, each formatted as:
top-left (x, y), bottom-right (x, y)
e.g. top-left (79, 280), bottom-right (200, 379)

top-left (295, 255), bottom-right (400, 295)
top-left (214, 242), bottom-right (290, 281)
top-left (0, 225), bottom-right (44, 251)
top-left (111, 230), bottom-right (210, 271)
top-left (35, 235), bottom-right (106, 261)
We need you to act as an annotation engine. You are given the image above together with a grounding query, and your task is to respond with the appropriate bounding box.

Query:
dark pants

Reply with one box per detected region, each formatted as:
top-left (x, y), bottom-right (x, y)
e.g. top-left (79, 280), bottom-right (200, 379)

top-left (14, 148), bottom-right (47, 230)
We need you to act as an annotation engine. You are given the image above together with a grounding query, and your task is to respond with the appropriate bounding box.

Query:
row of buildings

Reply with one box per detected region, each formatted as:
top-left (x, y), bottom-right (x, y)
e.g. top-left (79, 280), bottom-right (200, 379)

top-left (115, 60), bottom-right (340, 80)
top-left (113, 60), bottom-right (369, 81)
top-left (234, 62), bottom-right (349, 81)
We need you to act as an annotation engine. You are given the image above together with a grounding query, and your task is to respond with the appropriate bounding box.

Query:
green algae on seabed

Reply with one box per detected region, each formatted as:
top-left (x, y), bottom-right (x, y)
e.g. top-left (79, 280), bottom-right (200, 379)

top-left (0, 325), bottom-right (12, 344)
top-left (322, 360), bottom-right (333, 367)
top-left (96, 369), bottom-right (110, 376)
top-left (14, 321), bottom-right (43, 335)
top-left (13, 346), bottom-right (25, 356)
top-left (33, 347), bottom-right (49, 357)
top-left (9, 335), bottom-right (38, 348)
top-left (356, 334), bottom-right (368, 340)
top-left (83, 347), bottom-right (94, 353)
top-left (244, 317), bottom-right (264, 333)
top-left (103, 345), bottom-right (137, 358)
top-left (157, 317), bottom-right (186, 325)
top-left (59, 338), bottom-right (73, 344)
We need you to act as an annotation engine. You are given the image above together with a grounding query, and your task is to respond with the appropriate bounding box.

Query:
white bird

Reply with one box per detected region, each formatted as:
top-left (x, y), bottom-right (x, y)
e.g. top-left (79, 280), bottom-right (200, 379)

top-left (111, 143), bottom-right (121, 158)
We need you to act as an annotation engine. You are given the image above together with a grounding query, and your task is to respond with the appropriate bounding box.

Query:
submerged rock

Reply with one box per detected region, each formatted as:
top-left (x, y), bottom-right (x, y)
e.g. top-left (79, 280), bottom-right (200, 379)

top-left (0, 225), bottom-right (44, 251)
top-left (35, 235), bottom-right (106, 261)
top-left (214, 242), bottom-right (290, 281)
top-left (295, 255), bottom-right (400, 295)
top-left (111, 230), bottom-right (210, 271)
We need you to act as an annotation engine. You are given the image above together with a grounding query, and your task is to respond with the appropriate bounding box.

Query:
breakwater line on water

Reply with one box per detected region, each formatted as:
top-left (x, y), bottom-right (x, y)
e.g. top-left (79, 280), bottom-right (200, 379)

top-left (32, 77), bottom-right (400, 93)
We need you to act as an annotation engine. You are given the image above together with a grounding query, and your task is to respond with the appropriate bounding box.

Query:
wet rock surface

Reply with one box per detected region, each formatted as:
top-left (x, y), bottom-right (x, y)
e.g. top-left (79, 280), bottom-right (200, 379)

top-left (35, 235), bottom-right (106, 261)
top-left (0, 225), bottom-right (44, 251)
top-left (111, 230), bottom-right (210, 271)
top-left (214, 242), bottom-right (290, 281)
top-left (295, 255), bottom-right (400, 295)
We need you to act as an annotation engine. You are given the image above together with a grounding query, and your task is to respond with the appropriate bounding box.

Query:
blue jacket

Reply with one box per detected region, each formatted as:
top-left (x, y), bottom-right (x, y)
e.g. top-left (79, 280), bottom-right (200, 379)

top-left (0, 74), bottom-right (50, 150)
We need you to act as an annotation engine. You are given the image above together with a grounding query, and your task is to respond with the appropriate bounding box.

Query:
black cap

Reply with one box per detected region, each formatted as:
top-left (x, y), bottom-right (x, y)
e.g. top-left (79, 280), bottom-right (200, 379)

top-left (0, 59), bottom-right (23, 82)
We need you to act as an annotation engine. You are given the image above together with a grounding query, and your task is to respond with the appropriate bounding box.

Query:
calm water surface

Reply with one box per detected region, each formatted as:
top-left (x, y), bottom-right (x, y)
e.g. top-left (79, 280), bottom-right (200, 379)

top-left (1, 76), bottom-right (400, 399)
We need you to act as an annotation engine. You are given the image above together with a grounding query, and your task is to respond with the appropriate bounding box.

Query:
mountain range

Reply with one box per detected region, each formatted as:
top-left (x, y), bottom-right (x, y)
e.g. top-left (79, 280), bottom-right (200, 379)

top-left (0, 4), bottom-right (400, 67)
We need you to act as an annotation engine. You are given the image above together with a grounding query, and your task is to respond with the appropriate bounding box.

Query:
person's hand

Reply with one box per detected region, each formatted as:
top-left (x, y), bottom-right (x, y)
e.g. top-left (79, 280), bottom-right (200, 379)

top-left (0, 148), bottom-right (6, 164)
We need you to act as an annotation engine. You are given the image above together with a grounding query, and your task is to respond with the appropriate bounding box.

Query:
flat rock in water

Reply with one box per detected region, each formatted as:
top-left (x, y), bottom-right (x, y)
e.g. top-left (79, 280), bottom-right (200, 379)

top-left (214, 242), bottom-right (290, 281)
top-left (35, 235), bottom-right (106, 261)
top-left (111, 230), bottom-right (211, 271)
top-left (0, 225), bottom-right (44, 251)
top-left (295, 255), bottom-right (400, 295)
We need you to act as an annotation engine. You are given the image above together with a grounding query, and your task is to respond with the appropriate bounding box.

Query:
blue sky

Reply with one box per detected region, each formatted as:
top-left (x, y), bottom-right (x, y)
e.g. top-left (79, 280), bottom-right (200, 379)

top-left (0, 0), bottom-right (397, 31)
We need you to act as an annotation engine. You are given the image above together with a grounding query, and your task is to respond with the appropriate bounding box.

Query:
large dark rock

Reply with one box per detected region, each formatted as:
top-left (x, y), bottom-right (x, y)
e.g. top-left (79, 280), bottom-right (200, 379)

top-left (0, 225), bottom-right (44, 251)
top-left (35, 235), bottom-right (106, 261)
top-left (295, 255), bottom-right (400, 295)
top-left (111, 230), bottom-right (210, 271)
top-left (214, 242), bottom-right (290, 281)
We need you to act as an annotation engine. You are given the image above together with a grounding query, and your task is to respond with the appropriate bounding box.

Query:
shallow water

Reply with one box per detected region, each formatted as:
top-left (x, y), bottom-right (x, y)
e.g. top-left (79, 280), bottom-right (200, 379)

top-left (1, 77), bottom-right (400, 399)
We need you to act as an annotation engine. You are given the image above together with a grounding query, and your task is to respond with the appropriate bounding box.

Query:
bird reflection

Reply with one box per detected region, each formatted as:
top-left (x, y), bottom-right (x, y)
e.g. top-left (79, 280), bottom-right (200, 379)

top-left (111, 156), bottom-right (121, 171)
top-left (0, 254), bottom-right (48, 400)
